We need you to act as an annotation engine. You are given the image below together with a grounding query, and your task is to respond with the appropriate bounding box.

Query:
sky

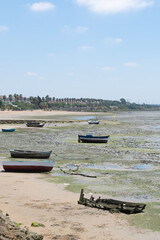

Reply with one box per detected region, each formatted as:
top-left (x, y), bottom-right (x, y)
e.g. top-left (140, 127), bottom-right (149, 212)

top-left (0, 0), bottom-right (160, 103)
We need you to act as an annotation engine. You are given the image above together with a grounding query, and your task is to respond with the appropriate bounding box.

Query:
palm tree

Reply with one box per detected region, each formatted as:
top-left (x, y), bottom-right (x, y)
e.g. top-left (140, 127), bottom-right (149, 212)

top-left (16, 95), bottom-right (20, 101)
top-left (19, 94), bottom-right (23, 101)
top-left (14, 93), bottom-right (17, 101)
top-left (3, 95), bottom-right (6, 102)
top-left (29, 96), bottom-right (33, 103)
top-left (8, 94), bottom-right (13, 102)
top-left (45, 95), bottom-right (50, 102)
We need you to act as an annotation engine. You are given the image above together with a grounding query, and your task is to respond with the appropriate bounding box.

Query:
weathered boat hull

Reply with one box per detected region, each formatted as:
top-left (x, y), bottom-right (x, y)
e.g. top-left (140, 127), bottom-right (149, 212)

top-left (26, 122), bottom-right (45, 127)
top-left (10, 150), bottom-right (52, 159)
top-left (2, 128), bottom-right (15, 132)
top-left (2, 161), bottom-right (54, 172)
top-left (78, 189), bottom-right (146, 214)
top-left (78, 135), bottom-right (109, 143)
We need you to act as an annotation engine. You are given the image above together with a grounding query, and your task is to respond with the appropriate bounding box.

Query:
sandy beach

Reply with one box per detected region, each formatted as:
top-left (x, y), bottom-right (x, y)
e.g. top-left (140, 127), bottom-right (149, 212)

top-left (0, 110), bottom-right (160, 239)
top-left (0, 166), bottom-right (159, 240)
top-left (0, 110), bottom-right (95, 119)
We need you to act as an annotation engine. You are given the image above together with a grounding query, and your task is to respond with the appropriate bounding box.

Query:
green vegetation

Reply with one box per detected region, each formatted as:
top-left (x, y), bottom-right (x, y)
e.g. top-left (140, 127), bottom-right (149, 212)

top-left (0, 94), bottom-right (160, 111)
top-left (129, 202), bottom-right (160, 231)
top-left (13, 222), bottom-right (21, 227)
top-left (31, 222), bottom-right (45, 227)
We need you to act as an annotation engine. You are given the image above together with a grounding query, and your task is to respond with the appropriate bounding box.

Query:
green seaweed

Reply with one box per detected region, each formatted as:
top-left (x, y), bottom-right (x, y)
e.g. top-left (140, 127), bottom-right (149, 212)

top-left (31, 222), bottom-right (45, 227)
top-left (14, 222), bottom-right (21, 227)
top-left (129, 202), bottom-right (160, 232)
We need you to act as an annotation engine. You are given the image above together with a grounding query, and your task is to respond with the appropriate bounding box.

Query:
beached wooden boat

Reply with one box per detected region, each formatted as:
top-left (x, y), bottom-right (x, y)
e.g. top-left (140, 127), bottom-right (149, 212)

top-left (78, 189), bottom-right (146, 214)
top-left (10, 150), bottom-right (52, 159)
top-left (78, 135), bottom-right (109, 143)
top-left (26, 122), bottom-right (45, 127)
top-left (2, 161), bottom-right (54, 172)
top-left (2, 128), bottom-right (15, 132)
top-left (88, 120), bottom-right (99, 124)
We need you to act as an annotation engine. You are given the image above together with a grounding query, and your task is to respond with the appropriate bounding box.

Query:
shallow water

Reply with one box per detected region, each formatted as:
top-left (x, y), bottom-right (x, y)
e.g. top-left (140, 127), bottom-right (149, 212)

top-left (133, 164), bottom-right (152, 170)
top-left (66, 162), bottom-right (153, 172)
top-left (73, 116), bottom-right (95, 120)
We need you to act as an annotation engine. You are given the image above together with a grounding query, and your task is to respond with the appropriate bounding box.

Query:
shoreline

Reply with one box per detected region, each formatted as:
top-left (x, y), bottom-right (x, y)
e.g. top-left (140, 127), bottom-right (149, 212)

top-left (0, 110), bottom-right (160, 239)
top-left (0, 110), bottom-right (96, 126)
top-left (0, 110), bottom-right (99, 118)
top-left (0, 165), bottom-right (160, 240)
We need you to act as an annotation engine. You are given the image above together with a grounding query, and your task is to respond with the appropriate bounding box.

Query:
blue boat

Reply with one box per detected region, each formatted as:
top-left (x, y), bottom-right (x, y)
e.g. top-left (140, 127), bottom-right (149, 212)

top-left (78, 135), bottom-right (109, 143)
top-left (2, 128), bottom-right (15, 132)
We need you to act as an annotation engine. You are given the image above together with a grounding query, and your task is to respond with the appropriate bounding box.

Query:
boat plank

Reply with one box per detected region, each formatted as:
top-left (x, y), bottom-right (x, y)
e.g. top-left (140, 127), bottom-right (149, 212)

top-left (78, 189), bottom-right (146, 214)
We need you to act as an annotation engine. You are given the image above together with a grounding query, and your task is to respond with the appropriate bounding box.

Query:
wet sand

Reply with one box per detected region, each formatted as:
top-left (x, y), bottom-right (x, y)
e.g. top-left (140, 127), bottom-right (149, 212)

top-left (0, 166), bottom-right (160, 240)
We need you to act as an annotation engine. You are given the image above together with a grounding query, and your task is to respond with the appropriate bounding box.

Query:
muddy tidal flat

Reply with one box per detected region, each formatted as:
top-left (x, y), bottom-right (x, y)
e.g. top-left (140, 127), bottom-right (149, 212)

top-left (0, 110), bottom-right (160, 239)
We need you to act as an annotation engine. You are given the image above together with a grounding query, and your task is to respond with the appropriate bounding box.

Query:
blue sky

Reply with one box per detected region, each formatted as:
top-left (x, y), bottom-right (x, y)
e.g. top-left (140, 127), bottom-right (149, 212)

top-left (0, 0), bottom-right (159, 103)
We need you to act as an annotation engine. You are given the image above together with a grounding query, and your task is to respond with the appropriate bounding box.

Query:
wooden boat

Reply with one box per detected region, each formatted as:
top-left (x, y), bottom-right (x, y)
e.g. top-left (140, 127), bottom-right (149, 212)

top-left (26, 122), bottom-right (45, 127)
top-left (78, 189), bottom-right (146, 214)
top-left (88, 120), bottom-right (99, 124)
top-left (10, 150), bottom-right (52, 159)
top-left (78, 135), bottom-right (109, 143)
top-left (2, 128), bottom-right (15, 132)
top-left (2, 161), bottom-right (54, 172)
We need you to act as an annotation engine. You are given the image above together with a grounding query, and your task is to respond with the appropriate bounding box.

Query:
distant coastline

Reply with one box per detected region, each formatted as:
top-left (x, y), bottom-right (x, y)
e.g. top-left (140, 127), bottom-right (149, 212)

top-left (0, 95), bottom-right (160, 112)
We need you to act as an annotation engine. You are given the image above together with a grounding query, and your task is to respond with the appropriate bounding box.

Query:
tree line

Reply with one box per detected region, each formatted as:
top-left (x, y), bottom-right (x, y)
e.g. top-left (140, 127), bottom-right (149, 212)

top-left (0, 94), bottom-right (159, 111)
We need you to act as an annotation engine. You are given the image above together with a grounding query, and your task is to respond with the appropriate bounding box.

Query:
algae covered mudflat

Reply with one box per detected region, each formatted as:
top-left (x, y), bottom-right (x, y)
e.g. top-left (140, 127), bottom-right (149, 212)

top-left (0, 111), bottom-right (160, 232)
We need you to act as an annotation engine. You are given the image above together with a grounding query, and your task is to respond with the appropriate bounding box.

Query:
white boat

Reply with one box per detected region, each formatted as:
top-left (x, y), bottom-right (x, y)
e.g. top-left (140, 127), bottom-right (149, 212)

top-left (88, 113), bottom-right (100, 124)
top-left (2, 161), bottom-right (54, 172)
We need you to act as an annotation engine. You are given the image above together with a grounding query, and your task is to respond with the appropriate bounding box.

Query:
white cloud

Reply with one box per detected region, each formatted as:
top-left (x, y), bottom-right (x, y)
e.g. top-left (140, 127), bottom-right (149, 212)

top-left (114, 38), bottom-right (123, 43)
top-left (26, 72), bottom-right (38, 76)
top-left (75, 0), bottom-right (153, 14)
top-left (62, 25), bottom-right (72, 33)
top-left (80, 45), bottom-right (93, 50)
top-left (0, 25), bottom-right (8, 32)
top-left (101, 66), bottom-right (114, 71)
top-left (105, 37), bottom-right (123, 44)
top-left (30, 2), bottom-right (55, 12)
top-left (76, 26), bottom-right (88, 33)
top-left (124, 62), bottom-right (138, 67)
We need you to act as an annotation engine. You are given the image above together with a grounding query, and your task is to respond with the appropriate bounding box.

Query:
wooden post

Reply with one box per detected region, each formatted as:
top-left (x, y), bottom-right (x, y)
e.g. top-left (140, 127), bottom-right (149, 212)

top-left (79, 189), bottom-right (84, 203)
